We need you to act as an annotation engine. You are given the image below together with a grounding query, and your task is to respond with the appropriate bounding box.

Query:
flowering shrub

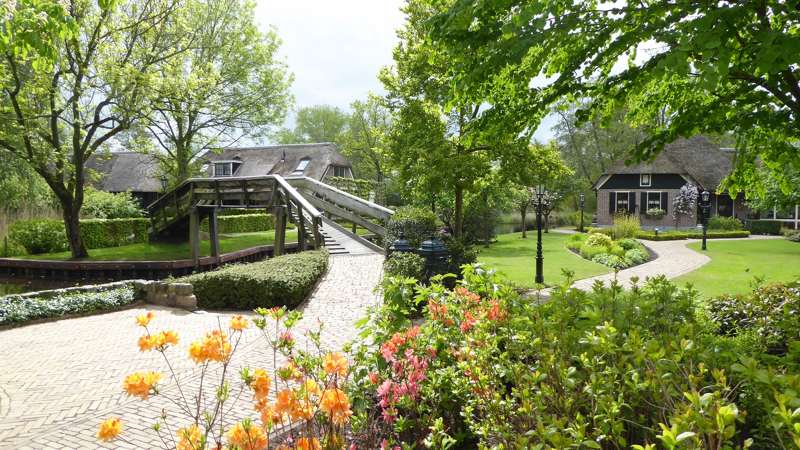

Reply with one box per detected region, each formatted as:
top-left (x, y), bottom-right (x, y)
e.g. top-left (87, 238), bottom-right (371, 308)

top-left (97, 308), bottom-right (353, 449)
top-left (570, 232), bottom-right (650, 269)
top-left (348, 266), bottom-right (800, 449)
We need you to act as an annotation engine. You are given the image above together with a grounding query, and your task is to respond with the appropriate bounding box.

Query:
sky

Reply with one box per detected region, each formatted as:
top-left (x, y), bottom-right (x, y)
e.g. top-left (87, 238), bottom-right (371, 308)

top-left (254, 0), bottom-right (556, 142)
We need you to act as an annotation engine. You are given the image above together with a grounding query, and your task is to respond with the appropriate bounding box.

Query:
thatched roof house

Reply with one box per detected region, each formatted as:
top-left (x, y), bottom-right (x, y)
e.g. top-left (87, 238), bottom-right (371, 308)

top-left (86, 152), bottom-right (163, 206)
top-left (203, 143), bottom-right (353, 180)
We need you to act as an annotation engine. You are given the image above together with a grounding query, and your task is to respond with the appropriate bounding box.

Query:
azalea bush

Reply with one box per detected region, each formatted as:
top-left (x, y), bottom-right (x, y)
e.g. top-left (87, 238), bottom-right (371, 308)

top-left (347, 266), bottom-right (800, 449)
top-left (97, 308), bottom-right (353, 449)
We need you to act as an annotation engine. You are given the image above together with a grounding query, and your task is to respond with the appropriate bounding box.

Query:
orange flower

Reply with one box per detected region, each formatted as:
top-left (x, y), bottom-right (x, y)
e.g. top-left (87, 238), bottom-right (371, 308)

top-left (255, 398), bottom-right (281, 426)
top-left (274, 388), bottom-right (297, 416)
top-left (188, 330), bottom-right (232, 363)
top-left (323, 352), bottom-right (348, 377)
top-left (138, 334), bottom-right (155, 352)
top-left (250, 369), bottom-right (271, 400)
top-left (176, 423), bottom-right (202, 450)
top-left (320, 388), bottom-right (352, 425)
top-left (135, 311), bottom-right (154, 327)
top-left (301, 378), bottom-right (321, 398)
top-left (290, 400), bottom-right (315, 421)
top-left (122, 371), bottom-right (162, 399)
top-left (96, 417), bottom-right (122, 442)
top-left (226, 420), bottom-right (268, 450)
top-left (296, 437), bottom-right (321, 450)
top-left (230, 315), bottom-right (250, 331)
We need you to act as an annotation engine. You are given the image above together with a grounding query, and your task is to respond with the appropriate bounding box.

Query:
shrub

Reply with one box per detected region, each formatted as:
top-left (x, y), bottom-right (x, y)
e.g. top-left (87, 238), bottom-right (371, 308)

top-left (181, 250), bottom-right (329, 310)
top-left (748, 220), bottom-right (782, 235)
top-left (591, 253), bottom-right (628, 269)
top-left (0, 287), bottom-right (136, 326)
top-left (8, 219), bottom-right (69, 254)
top-left (636, 230), bottom-right (750, 240)
top-left (610, 213), bottom-right (640, 239)
top-left (385, 206), bottom-right (439, 251)
top-left (443, 236), bottom-right (478, 278)
top-left (787, 230), bottom-right (800, 242)
top-left (82, 188), bottom-right (144, 219)
top-left (1, 237), bottom-right (27, 257)
top-left (645, 207), bottom-right (665, 219)
top-left (617, 238), bottom-right (639, 250)
top-left (384, 252), bottom-right (425, 280)
top-left (585, 232), bottom-right (613, 248)
top-left (580, 244), bottom-right (607, 260)
top-left (200, 213), bottom-right (274, 234)
top-left (586, 226), bottom-right (613, 237)
top-left (9, 218), bottom-right (149, 254)
top-left (565, 234), bottom-right (585, 250)
top-left (708, 216), bottom-right (743, 230)
top-left (608, 244), bottom-right (625, 257)
top-left (624, 248), bottom-right (649, 265)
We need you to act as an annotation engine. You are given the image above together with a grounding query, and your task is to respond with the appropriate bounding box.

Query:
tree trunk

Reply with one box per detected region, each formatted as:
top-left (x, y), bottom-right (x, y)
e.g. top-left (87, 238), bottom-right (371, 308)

top-left (544, 214), bottom-right (550, 233)
top-left (63, 203), bottom-right (88, 258)
top-left (176, 141), bottom-right (190, 182)
top-left (520, 206), bottom-right (528, 238)
top-left (454, 186), bottom-right (464, 238)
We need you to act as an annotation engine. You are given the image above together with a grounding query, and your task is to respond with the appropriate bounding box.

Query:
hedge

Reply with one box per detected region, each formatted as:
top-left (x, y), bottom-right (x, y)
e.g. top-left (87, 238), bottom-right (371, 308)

top-left (200, 213), bottom-right (274, 234)
top-left (0, 287), bottom-right (136, 326)
top-left (747, 220), bottom-right (782, 235)
top-left (636, 230), bottom-right (750, 241)
top-left (8, 218), bottom-right (149, 254)
top-left (180, 250), bottom-right (329, 310)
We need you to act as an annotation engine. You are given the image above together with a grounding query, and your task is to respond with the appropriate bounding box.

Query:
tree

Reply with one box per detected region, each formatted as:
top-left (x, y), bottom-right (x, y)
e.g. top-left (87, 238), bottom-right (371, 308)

top-left (745, 166), bottom-right (800, 215)
top-left (428, 1), bottom-right (800, 196)
top-left (1, 0), bottom-right (185, 257)
top-left (339, 95), bottom-right (391, 181)
top-left (672, 183), bottom-right (698, 229)
top-left (274, 105), bottom-right (348, 144)
top-left (510, 186), bottom-right (536, 238)
top-left (144, 0), bottom-right (292, 184)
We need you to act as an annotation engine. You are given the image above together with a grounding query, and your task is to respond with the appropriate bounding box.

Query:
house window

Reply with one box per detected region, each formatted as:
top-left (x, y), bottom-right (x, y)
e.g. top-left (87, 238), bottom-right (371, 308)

top-left (292, 158), bottom-right (310, 175)
top-left (640, 174), bottom-right (651, 187)
top-left (214, 162), bottom-right (233, 177)
top-left (615, 191), bottom-right (629, 213)
top-left (647, 192), bottom-right (661, 210)
top-left (332, 166), bottom-right (348, 177)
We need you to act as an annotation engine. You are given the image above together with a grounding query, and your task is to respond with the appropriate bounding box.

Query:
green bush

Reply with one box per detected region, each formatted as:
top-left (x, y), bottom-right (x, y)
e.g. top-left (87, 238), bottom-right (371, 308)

top-left (586, 226), bottom-right (613, 237)
top-left (585, 232), bottom-right (613, 248)
top-left (81, 188), bottom-right (144, 219)
top-left (636, 230), bottom-right (750, 240)
top-left (200, 213), bottom-right (274, 234)
top-left (8, 219), bottom-right (69, 254)
top-left (181, 250), bottom-right (329, 310)
top-left (610, 213), bottom-right (640, 239)
top-left (0, 287), bottom-right (136, 326)
top-left (591, 253), bottom-right (628, 269)
top-left (617, 238), bottom-right (639, 250)
top-left (385, 206), bottom-right (439, 252)
top-left (565, 233), bottom-right (585, 250)
top-left (625, 248), bottom-right (649, 265)
top-left (384, 252), bottom-right (425, 280)
top-left (608, 244), bottom-right (625, 257)
top-left (748, 220), bottom-right (782, 235)
top-left (1, 237), bottom-right (28, 257)
top-left (708, 216), bottom-right (743, 230)
top-left (579, 244), bottom-right (607, 260)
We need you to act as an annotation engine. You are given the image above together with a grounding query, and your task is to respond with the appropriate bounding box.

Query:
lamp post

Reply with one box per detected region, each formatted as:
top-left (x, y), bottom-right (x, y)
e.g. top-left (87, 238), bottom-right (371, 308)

top-left (533, 185), bottom-right (547, 284)
top-left (579, 193), bottom-right (585, 233)
top-left (160, 175), bottom-right (169, 192)
top-left (700, 190), bottom-right (711, 250)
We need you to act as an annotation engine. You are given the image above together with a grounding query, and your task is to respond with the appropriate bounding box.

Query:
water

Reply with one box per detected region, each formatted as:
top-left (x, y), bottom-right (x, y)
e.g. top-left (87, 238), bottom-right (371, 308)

top-left (0, 278), bottom-right (83, 296)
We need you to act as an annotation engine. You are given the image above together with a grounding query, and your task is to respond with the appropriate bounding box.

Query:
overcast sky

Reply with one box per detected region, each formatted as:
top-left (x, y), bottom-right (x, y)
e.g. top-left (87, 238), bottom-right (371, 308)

top-left (254, 0), bottom-right (556, 142)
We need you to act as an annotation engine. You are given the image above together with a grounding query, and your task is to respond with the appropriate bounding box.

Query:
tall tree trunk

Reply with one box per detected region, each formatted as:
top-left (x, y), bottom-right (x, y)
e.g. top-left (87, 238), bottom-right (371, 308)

top-left (454, 186), bottom-right (464, 238)
top-left (520, 206), bottom-right (528, 238)
top-left (62, 202), bottom-right (88, 258)
top-left (176, 141), bottom-right (190, 182)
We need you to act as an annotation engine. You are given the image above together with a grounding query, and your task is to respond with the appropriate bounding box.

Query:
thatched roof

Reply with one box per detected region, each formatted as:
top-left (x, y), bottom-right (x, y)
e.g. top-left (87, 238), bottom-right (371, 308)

top-left (604, 135), bottom-right (735, 190)
top-left (204, 143), bottom-right (351, 180)
top-left (86, 152), bottom-right (162, 193)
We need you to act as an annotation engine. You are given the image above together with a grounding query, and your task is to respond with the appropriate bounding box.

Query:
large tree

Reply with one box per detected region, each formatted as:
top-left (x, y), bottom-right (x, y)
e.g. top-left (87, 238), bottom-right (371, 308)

top-left (1, 0), bottom-right (185, 257)
top-left (274, 104), bottom-right (348, 144)
top-left (144, 0), bottom-right (292, 184)
top-left (429, 1), bottom-right (800, 196)
top-left (339, 95), bottom-right (391, 181)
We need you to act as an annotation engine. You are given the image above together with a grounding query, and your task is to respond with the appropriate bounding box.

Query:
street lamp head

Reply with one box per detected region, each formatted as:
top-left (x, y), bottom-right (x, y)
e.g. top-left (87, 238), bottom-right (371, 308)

top-left (579, 192), bottom-right (585, 207)
top-left (160, 175), bottom-right (169, 191)
top-left (701, 190), bottom-right (711, 204)
top-left (536, 184), bottom-right (546, 196)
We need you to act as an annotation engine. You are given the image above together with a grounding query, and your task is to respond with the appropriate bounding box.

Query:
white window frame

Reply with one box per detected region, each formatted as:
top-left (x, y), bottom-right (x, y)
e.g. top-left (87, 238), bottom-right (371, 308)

top-left (332, 165), bottom-right (349, 177)
top-left (292, 158), bottom-right (311, 175)
top-left (640, 173), bottom-right (652, 187)
top-left (213, 162), bottom-right (233, 177)
top-left (615, 191), bottom-right (630, 213)
top-left (646, 191), bottom-right (661, 210)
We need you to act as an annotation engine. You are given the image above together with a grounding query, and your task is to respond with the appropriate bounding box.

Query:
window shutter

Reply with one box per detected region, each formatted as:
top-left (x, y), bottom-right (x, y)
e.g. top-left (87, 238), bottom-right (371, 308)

top-left (629, 192), bottom-right (637, 213)
top-left (660, 192), bottom-right (668, 213)
top-left (609, 192), bottom-right (616, 214)
top-left (641, 192), bottom-right (647, 212)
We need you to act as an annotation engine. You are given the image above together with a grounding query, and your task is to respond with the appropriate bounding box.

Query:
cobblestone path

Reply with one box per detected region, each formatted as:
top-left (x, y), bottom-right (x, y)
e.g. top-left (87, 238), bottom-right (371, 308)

top-left (0, 254), bottom-right (383, 449)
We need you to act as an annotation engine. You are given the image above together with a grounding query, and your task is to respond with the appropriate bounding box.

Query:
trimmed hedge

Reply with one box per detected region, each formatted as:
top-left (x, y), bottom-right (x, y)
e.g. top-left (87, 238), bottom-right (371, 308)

top-left (201, 213), bottom-right (274, 234)
top-left (636, 230), bottom-right (750, 241)
top-left (180, 250), bottom-right (329, 310)
top-left (747, 220), bottom-right (782, 235)
top-left (0, 287), bottom-right (136, 326)
top-left (8, 218), bottom-right (149, 254)
top-left (384, 252), bottom-right (425, 280)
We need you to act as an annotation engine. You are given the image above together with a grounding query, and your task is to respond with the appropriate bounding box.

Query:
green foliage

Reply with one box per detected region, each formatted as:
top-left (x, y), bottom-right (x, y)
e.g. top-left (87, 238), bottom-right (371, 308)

top-left (585, 232), bottom-right (612, 248)
top-left (748, 220), bottom-right (782, 235)
top-left (350, 266), bottom-right (800, 448)
top-left (625, 248), bottom-right (650, 265)
top-left (637, 230), bottom-right (751, 241)
top-left (708, 216), bottom-right (744, 231)
top-left (787, 230), bottom-right (800, 243)
top-left (383, 252), bottom-right (425, 281)
top-left (81, 188), bottom-right (144, 219)
top-left (339, 95), bottom-right (393, 181)
top-left (0, 287), bottom-right (136, 326)
top-left (274, 105), bottom-right (348, 144)
top-left (617, 238), bottom-right (639, 250)
top-left (645, 208), bottom-right (666, 219)
top-left (575, 232), bottom-right (648, 269)
top-left (579, 244), bottom-right (607, 260)
top-left (1, 237), bottom-right (27, 257)
top-left (385, 206), bottom-right (439, 251)
top-left (591, 253), bottom-right (627, 269)
top-left (9, 219), bottom-right (149, 254)
top-left (442, 236), bottom-right (477, 277)
top-left (181, 250), bottom-right (328, 310)
top-left (611, 213), bottom-right (641, 239)
top-left (200, 214), bottom-right (274, 234)
top-left (586, 227), bottom-right (613, 238)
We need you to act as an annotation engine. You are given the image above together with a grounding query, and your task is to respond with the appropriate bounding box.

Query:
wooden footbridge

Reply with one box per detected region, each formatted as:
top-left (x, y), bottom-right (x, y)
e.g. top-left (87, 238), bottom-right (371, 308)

top-left (147, 174), bottom-right (393, 264)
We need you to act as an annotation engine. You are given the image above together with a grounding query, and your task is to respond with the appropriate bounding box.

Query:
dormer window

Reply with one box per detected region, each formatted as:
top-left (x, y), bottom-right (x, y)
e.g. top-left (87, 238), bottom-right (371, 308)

top-left (213, 160), bottom-right (241, 177)
top-left (332, 165), bottom-right (349, 177)
top-left (292, 158), bottom-right (310, 175)
top-left (640, 174), bottom-right (651, 187)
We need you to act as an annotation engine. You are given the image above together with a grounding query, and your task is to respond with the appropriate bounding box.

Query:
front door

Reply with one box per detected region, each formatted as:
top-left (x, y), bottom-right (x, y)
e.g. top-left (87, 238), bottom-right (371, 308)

top-left (717, 194), bottom-right (734, 217)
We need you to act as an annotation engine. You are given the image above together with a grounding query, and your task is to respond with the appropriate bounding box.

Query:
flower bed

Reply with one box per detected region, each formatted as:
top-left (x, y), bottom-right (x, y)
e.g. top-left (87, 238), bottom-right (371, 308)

top-left (0, 286), bottom-right (137, 326)
top-left (565, 231), bottom-right (650, 269)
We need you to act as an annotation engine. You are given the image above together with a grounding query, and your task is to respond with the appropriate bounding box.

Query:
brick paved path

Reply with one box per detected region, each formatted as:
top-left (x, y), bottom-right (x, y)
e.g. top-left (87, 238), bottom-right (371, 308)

top-left (0, 254), bottom-right (383, 449)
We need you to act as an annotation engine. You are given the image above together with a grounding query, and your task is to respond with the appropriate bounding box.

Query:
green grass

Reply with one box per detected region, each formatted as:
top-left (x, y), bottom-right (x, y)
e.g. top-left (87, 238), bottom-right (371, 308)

top-left (673, 239), bottom-right (800, 299)
top-left (477, 231), bottom-right (612, 288)
top-left (20, 230), bottom-right (298, 261)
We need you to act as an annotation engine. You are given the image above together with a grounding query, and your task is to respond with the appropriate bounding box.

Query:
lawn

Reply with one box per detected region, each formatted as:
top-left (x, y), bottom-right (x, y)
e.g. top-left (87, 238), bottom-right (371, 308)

top-left (20, 230), bottom-right (298, 261)
top-left (477, 231), bottom-right (612, 288)
top-left (673, 239), bottom-right (800, 299)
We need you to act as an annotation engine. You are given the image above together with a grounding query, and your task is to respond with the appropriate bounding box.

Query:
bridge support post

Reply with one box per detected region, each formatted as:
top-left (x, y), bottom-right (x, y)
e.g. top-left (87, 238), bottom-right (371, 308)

top-left (297, 206), bottom-right (307, 251)
top-left (208, 208), bottom-right (220, 258)
top-left (273, 205), bottom-right (286, 257)
top-left (189, 207), bottom-right (200, 268)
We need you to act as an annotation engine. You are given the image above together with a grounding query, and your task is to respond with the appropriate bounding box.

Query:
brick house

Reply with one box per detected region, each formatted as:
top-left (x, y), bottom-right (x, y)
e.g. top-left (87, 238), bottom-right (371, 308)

top-left (592, 135), bottom-right (750, 228)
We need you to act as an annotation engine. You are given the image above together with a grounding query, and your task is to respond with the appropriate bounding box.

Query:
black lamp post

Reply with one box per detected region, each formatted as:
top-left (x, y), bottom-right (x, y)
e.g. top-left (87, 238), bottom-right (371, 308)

top-left (418, 236), bottom-right (448, 281)
top-left (389, 232), bottom-right (413, 255)
top-left (533, 185), bottom-right (547, 284)
top-left (700, 190), bottom-right (711, 250)
top-left (160, 175), bottom-right (169, 192)
top-left (579, 193), bottom-right (585, 233)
